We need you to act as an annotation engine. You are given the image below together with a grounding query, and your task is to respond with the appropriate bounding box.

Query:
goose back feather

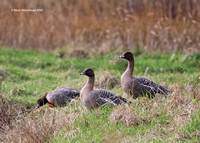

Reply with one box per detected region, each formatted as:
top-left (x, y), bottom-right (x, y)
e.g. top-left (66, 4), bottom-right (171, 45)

top-left (135, 77), bottom-right (168, 95)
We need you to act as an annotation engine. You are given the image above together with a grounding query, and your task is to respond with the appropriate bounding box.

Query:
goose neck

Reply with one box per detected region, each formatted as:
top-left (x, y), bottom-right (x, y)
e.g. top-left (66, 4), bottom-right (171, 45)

top-left (125, 59), bottom-right (134, 76)
top-left (82, 76), bottom-right (95, 92)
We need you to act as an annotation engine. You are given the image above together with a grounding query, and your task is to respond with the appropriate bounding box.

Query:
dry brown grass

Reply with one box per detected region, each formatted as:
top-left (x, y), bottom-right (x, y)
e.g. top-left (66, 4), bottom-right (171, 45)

top-left (110, 106), bottom-right (142, 126)
top-left (95, 70), bottom-right (119, 89)
top-left (0, 0), bottom-right (200, 53)
top-left (109, 85), bottom-right (199, 141)
top-left (111, 85), bottom-right (199, 126)
top-left (0, 77), bottom-right (26, 141)
top-left (0, 96), bottom-right (78, 142)
top-left (1, 108), bottom-right (77, 143)
top-left (0, 97), bottom-right (26, 131)
top-left (0, 76), bottom-right (25, 132)
top-left (0, 75), bottom-right (77, 143)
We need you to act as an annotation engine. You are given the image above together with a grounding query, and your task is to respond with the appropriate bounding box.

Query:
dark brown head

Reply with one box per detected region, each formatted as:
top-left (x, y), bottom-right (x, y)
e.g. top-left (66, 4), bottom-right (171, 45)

top-left (80, 68), bottom-right (95, 77)
top-left (36, 92), bottom-right (48, 109)
top-left (119, 52), bottom-right (133, 61)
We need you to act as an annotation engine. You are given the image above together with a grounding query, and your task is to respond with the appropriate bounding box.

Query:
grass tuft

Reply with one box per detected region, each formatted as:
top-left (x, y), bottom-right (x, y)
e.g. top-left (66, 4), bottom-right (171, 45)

top-left (96, 70), bottom-right (119, 89)
top-left (110, 106), bottom-right (143, 126)
top-left (1, 108), bottom-right (77, 143)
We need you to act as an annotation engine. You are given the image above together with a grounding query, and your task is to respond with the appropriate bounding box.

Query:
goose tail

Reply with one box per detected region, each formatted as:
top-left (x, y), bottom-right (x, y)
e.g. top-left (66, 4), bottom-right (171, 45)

top-left (117, 96), bottom-right (132, 104)
top-left (158, 86), bottom-right (169, 95)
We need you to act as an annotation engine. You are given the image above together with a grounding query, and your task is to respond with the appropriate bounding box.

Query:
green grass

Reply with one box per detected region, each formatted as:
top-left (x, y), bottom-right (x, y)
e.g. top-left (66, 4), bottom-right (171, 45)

top-left (0, 48), bottom-right (199, 142)
top-left (182, 110), bottom-right (200, 142)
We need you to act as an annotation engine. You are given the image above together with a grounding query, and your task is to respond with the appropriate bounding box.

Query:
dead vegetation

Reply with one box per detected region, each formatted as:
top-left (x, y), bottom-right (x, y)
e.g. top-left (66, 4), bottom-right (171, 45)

top-left (0, 76), bottom-right (77, 143)
top-left (110, 85), bottom-right (199, 130)
top-left (0, 76), bottom-right (25, 133)
top-left (0, 97), bottom-right (77, 143)
top-left (109, 85), bottom-right (199, 141)
top-left (1, 109), bottom-right (77, 143)
top-left (0, 97), bottom-right (26, 132)
top-left (0, 78), bottom-right (25, 142)
top-left (0, 0), bottom-right (200, 53)
top-left (110, 106), bottom-right (142, 126)
top-left (95, 71), bottom-right (119, 89)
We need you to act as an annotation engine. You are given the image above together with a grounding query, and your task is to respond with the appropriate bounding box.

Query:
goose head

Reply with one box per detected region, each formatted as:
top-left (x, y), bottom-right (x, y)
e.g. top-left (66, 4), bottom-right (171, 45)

top-left (80, 68), bottom-right (95, 77)
top-left (119, 52), bottom-right (133, 61)
top-left (36, 93), bottom-right (48, 109)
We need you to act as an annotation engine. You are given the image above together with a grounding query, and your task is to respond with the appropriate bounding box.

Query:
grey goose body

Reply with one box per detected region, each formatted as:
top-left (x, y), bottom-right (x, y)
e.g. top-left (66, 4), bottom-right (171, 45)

top-left (36, 88), bottom-right (80, 108)
top-left (119, 52), bottom-right (169, 99)
top-left (80, 68), bottom-right (131, 110)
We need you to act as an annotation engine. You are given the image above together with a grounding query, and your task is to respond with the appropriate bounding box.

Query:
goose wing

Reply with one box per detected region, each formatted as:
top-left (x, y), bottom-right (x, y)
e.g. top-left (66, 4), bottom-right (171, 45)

top-left (135, 77), bottom-right (168, 95)
top-left (53, 88), bottom-right (80, 98)
top-left (139, 84), bottom-right (157, 98)
top-left (48, 88), bottom-right (80, 105)
top-left (92, 89), bottom-right (121, 105)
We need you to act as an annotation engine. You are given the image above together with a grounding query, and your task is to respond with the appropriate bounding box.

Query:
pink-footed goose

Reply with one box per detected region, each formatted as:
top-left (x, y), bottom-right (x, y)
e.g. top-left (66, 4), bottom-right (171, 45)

top-left (119, 52), bottom-right (168, 99)
top-left (80, 68), bottom-right (131, 110)
top-left (36, 88), bottom-right (80, 108)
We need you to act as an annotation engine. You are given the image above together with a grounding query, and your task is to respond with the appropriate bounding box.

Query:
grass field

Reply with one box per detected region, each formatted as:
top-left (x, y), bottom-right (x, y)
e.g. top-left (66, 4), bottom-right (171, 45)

top-left (0, 48), bottom-right (199, 142)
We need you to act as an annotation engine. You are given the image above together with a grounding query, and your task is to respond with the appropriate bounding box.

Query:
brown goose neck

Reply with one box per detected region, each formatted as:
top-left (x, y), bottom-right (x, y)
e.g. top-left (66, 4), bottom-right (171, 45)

top-left (126, 59), bottom-right (134, 76)
top-left (86, 76), bottom-right (95, 90)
